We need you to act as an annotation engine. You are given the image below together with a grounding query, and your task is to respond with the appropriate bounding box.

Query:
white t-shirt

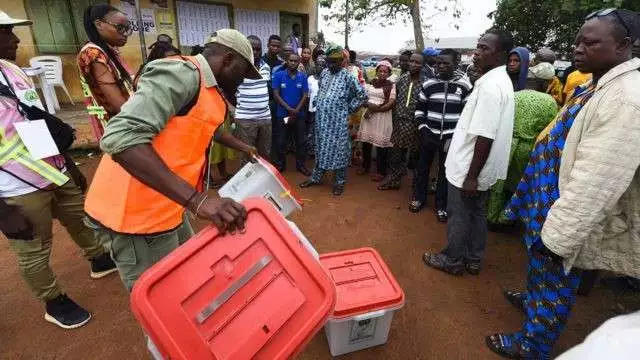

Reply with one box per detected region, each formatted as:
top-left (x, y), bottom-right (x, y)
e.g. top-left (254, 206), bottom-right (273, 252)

top-left (308, 76), bottom-right (320, 113)
top-left (556, 311), bottom-right (640, 360)
top-left (444, 65), bottom-right (515, 191)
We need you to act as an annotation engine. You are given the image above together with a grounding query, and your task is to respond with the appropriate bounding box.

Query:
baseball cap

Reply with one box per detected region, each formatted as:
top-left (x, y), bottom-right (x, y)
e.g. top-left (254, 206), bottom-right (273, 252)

top-left (422, 47), bottom-right (441, 56)
top-left (205, 29), bottom-right (261, 79)
top-left (0, 11), bottom-right (32, 26)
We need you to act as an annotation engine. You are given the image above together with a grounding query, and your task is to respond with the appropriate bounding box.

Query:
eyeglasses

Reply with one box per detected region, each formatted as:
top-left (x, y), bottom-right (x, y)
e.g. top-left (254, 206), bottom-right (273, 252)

top-left (585, 8), bottom-right (631, 37)
top-left (100, 19), bottom-right (133, 36)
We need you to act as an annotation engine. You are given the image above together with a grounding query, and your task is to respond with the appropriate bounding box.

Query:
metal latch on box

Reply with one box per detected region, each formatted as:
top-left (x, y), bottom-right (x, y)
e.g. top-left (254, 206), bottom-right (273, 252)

top-left (195, 255), bottom-right (273, 324)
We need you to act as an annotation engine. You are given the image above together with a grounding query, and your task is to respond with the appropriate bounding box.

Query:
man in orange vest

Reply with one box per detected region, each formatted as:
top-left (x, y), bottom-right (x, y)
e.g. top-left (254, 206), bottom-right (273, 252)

top-left (84, 29), bottom-right (261, 291)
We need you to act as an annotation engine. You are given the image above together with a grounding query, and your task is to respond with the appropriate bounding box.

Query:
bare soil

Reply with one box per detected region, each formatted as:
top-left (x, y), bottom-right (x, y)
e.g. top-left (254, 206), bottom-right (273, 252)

top-left (1, 156), bottom-right (638, 359)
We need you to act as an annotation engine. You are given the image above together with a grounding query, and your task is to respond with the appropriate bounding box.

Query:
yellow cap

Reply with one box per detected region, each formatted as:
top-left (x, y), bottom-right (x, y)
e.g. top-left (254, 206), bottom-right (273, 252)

top-left (205, 29), bottom-right (261, 79)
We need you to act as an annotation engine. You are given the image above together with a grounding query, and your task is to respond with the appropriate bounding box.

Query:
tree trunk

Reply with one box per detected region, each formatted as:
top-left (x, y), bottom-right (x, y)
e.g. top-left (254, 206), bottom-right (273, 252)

top-left (344, 0), bottom-right (350, 49)
top-left (410, 0), bottom-right (424, 50)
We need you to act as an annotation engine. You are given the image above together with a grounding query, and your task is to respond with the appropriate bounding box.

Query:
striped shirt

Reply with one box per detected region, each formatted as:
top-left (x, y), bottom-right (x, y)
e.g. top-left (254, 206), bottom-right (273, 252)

top-left (235, 60), bottom-right (271, 120)
top-left (415, 72), bottom-right (472, 138)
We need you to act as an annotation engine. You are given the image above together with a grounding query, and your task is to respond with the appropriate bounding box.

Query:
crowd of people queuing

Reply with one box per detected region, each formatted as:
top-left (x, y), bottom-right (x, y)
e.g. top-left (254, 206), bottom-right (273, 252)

top-left (0, 3), bottom-right (639, 358)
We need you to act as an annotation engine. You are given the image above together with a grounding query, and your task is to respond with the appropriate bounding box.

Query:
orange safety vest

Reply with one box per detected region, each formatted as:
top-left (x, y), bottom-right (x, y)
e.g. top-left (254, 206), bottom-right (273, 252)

top-left (84, 56), bottom-right (226, 234)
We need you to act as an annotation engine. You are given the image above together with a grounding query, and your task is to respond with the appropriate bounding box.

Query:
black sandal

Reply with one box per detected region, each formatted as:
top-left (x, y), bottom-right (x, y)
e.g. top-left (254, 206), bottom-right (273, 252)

top-left (503, 290), bottom-right (527, 314)
top-left (485, 334), bottom-right (538, 359)
top-left (332, 185), bottom-right (345, 196)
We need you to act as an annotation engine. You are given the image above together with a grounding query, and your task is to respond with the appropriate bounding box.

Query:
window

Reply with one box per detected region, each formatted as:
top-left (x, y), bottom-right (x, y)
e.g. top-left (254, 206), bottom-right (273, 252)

top-left (25, 0), bottom-right (102, 53)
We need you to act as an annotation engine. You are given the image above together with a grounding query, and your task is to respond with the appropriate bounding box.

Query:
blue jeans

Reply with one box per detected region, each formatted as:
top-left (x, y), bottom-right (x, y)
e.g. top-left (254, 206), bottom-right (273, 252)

top-left (272, 115), bottom-right (307, 170)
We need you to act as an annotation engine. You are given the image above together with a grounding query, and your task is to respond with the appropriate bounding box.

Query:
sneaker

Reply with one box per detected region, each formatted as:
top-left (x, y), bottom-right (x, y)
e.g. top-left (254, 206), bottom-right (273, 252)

top-left (409, 200), bottom-right (424, 213)
top-left (435, 209), bottom-right (448, 223)
top-left (423, 252), bottom-right (464, 276)
top-left (90, 252), bottom-right (117, 279)
top-left (45, 294), bottom-right (92, 329)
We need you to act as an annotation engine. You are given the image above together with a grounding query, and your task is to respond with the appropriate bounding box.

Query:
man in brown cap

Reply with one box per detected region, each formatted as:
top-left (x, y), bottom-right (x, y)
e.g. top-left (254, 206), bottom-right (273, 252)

top-left (84, 29), bottom-right (261, 292)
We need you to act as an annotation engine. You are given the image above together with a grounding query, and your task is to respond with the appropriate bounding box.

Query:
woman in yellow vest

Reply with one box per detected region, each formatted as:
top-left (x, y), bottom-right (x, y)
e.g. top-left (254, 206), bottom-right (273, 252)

top-left (0, 12), bottom-right (116, 330)
top-left (84, 30), bottom-right (261, 292)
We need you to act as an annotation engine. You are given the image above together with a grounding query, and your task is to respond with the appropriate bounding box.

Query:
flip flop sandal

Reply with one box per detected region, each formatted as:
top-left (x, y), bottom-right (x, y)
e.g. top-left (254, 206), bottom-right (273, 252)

top-left (422, 252), bottom-right (464, 276)
top-left (485, 334), bottom-right (537, 359)
top-left (503, 290), bottom-right (527, 314)
top-left (370, 173), bottom-right (385, 182)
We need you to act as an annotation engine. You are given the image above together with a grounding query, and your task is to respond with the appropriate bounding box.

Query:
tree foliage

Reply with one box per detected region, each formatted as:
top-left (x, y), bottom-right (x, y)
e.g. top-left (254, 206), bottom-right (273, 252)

top-left (319, 0), bottom-right (462, 50)
top-left (490, 0), bottom-right (640, 57)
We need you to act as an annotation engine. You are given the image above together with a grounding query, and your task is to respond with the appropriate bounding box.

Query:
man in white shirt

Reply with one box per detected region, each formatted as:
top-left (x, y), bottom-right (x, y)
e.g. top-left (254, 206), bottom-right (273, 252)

top-left (234, 35), bottom-right (272, 165)
top-left (423, 28), bottom-right (515, 276)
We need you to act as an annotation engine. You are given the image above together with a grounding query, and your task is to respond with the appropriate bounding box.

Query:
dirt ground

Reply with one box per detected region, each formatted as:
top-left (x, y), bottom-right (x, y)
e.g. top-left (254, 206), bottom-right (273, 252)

top-left (1, 155), bottom-right (638, 360)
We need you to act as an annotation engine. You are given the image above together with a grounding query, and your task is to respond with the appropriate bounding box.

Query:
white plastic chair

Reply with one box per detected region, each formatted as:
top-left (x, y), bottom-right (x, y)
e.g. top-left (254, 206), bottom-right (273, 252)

top-left (29, 56), bottom-right (75, 107)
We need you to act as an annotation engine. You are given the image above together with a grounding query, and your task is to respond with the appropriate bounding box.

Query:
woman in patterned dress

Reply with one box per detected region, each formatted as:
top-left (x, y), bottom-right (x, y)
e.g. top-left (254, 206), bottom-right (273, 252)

top-left (299, 44), bottom-right (368, 196)
top-left (486, 66), bottom-right (558, 226)
top-left (77, 4), bottom-right (135, 141)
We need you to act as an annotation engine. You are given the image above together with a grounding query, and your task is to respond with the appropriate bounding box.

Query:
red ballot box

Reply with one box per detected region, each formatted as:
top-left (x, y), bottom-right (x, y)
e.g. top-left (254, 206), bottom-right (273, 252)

top-left (131, 198), bottom-right (336, 360)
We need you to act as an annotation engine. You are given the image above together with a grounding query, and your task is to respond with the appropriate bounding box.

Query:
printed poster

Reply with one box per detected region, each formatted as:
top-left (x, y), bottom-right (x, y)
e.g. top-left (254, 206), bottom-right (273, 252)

top-left (117, 1), bottom-right (157, 34)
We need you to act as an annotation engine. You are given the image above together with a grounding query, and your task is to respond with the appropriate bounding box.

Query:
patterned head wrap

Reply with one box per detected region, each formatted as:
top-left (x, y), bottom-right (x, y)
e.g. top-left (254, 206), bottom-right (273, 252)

top-left (528, 62), bottom-right (556, 80)
top-left (376, 60), bottom-right (393, 71)
top-left (325, 43), bottom-right (345, 59)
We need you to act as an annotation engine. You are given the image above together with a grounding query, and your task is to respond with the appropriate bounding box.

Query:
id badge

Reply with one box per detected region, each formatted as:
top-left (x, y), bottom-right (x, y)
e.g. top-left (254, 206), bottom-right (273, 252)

top-left (15, 88), bottom-right (45, 110)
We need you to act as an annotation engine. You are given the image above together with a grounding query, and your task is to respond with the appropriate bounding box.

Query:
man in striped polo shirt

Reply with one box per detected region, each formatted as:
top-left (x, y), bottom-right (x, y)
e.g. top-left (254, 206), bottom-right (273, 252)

top-left (234, 35), bottom-right (272, 165)
top-left (413, 49), bottom-right (473, 222)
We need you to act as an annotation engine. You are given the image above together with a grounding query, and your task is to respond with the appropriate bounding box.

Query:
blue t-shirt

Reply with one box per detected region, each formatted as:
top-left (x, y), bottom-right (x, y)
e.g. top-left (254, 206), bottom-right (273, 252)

top-left (271, 63), bottom-right (286, 76)
top-left (272, 70), bottom-right (308, 118)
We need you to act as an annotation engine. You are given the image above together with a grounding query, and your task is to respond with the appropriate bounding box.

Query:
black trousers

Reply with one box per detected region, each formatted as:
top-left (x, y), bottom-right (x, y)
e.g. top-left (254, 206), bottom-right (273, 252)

top-left (413, 132), bottom-right (448, 209)
top-left (272, 115), bottom-right (307, 170)
top-left (362, 142), bottom-right (389, 176)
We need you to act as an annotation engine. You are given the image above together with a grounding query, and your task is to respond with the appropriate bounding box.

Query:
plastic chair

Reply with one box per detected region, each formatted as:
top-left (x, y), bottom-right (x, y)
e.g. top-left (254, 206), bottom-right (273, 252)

top-left (29, 56), bottom-right (75, 107)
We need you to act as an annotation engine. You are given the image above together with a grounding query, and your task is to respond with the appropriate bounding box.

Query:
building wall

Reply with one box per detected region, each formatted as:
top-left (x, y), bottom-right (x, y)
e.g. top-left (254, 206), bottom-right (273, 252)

top-left (3, 0), bottom-right (317, 104)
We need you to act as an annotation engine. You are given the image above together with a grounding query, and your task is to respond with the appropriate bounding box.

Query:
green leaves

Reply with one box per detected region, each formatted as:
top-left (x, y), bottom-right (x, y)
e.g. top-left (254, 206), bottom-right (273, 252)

top-left (492, 0), bottom-right (640, 56)
top-left (321, 0), bottom-right (463, 50)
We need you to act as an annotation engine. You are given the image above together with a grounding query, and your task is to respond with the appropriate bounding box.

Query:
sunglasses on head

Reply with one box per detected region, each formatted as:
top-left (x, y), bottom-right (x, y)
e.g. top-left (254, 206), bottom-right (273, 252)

top-left (100, 19), bottom-right (133, 36)
top-left (585, 8), bottom-right (631, 37)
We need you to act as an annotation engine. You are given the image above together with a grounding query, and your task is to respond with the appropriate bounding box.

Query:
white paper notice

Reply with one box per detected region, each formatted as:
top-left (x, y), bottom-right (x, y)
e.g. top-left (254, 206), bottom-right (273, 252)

top-left (13, 120), bottom-right (60, 160)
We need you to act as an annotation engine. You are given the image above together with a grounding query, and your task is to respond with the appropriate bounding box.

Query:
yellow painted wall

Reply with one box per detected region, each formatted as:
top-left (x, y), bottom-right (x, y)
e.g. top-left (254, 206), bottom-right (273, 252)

top-left (3, 0), bottom-right (316, 104)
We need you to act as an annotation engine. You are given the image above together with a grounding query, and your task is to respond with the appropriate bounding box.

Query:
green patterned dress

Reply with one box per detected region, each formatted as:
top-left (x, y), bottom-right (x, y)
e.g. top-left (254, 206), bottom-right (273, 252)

top-left (487, 90), bottom-right (558, 225)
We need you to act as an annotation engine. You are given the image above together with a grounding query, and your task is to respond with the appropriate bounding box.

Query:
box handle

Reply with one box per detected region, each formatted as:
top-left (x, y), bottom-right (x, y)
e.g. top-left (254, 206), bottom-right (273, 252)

top-left (195, 255), bottom-right (272, 324)
top-left (352, 309), bottom-right (387, 322)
